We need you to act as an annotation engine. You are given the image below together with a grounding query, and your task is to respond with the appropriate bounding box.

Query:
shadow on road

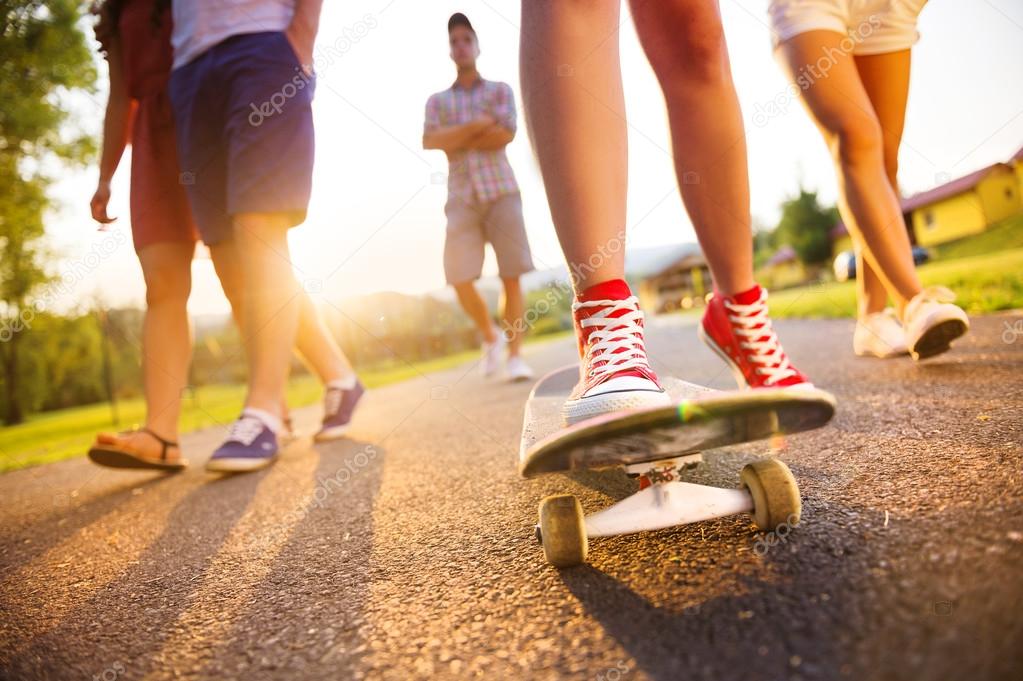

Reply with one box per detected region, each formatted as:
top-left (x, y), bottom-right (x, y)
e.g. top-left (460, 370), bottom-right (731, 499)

top-left (0, 472), bottom-right (172, 573)
top-left (187, 436), bottom-right (385, 679)
top-left (557, 501), bottom-right (868, 681)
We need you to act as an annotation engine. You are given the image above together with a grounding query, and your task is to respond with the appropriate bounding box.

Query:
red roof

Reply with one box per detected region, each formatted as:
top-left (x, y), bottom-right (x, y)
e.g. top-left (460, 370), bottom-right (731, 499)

top-left (900, 163), bottom-right (1012, 212)
top-left (828, 143), bottom-right (1023, 240)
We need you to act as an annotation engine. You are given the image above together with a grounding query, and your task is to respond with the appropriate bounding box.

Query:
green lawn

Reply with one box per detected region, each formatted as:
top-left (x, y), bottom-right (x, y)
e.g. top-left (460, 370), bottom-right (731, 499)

top-left (930, 212), bottom-right (1023, 260)
top-left (767, 247), bottom-right (1023, 319)
top-left (6, 218), bottom-right (1019, 472)
top-left (0, 349), bottom-right (482, 473)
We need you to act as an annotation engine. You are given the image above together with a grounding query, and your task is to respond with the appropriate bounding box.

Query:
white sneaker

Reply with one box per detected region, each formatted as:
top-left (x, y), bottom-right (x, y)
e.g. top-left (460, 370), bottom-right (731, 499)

top-left (506, 355), bottom-right (535, 382)
top-left (481, 331), bottom-right (506, 377)
top-left (903, 286), bottom-right (969, 360)
top-left (853, 309), bottom-right (908, 358)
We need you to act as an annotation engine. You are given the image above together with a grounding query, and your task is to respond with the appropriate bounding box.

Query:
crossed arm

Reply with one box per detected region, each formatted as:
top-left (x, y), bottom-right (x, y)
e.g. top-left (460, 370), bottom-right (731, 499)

top-left (422, 116), bottom-right (515, 153)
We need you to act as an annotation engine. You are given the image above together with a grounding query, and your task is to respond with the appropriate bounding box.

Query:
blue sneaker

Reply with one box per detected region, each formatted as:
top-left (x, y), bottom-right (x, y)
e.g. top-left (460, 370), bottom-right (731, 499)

top-left (206, 414), bottom-right (279, 473)
top-left (314, 380), bottom-right (365, 442)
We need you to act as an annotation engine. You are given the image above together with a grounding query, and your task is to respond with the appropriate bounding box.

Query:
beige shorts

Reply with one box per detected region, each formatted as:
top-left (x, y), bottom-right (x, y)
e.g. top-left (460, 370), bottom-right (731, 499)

top-left (769, 0), bottom-right (927, 55)
top-left (443, 192), bottom-right (535, 285)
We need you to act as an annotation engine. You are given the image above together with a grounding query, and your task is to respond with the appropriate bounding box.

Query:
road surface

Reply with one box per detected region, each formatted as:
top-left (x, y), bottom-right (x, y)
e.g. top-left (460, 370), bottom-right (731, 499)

top-left (1, 313), bottom-right (1021, 680)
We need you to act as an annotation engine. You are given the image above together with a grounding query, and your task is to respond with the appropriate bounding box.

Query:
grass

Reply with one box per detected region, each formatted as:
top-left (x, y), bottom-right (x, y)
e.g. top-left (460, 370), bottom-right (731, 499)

top-left (7, 217), bottom-right (1019, 472)
top-left (767, 247), bottom-right (1023, 319)
top-left (0, 349), bottom-right (482, 473)
top-left (931, 212), bottom-right (1023, 260)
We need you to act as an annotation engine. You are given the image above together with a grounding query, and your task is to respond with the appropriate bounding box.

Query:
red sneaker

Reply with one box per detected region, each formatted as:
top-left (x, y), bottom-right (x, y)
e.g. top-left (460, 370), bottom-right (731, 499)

top-left (698, 285), bottom-right (812, 390)
top-left (562, 280), bottom-right (671, 424)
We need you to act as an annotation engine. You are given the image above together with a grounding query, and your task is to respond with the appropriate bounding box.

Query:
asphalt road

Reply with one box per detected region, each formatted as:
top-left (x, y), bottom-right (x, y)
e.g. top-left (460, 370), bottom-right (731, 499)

top-left (1, 313), bottom-right (1021, 681)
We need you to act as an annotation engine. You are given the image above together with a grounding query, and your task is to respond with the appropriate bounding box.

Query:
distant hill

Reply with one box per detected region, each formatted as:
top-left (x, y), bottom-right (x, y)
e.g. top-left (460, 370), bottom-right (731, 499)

top-left (191, 243), bottom-right (702, 336)
top-left (462, 242), bottom-right (703, 298)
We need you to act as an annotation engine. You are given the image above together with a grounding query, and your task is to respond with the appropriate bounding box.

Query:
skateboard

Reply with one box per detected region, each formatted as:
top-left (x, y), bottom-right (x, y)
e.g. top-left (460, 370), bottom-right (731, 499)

top-left (519, 366), bottom-right (836, 567)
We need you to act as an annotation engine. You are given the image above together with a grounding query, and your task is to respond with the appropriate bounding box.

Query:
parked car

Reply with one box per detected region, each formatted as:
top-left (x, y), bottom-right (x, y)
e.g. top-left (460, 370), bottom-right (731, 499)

top-left (833, 246), bottom-right (931, 282)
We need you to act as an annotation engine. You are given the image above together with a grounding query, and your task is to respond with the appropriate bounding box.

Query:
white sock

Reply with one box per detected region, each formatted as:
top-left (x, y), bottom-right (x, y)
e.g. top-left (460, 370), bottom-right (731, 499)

top-left (241, 407), bottom-right (282, 434)
top-left (327, 373), bottom-right (357, 391)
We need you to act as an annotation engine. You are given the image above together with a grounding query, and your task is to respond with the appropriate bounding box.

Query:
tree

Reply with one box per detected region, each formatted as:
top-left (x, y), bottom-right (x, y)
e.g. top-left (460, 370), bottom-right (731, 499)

top-left (773, 188), bottom-right (839, 267)
top-left (0, 0), bottom-right (97, 423)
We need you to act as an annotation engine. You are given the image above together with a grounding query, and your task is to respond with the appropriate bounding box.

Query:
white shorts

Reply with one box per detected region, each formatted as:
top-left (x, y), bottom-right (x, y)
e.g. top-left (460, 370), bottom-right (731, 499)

top-left (769, 0), bottom-right (927, 55)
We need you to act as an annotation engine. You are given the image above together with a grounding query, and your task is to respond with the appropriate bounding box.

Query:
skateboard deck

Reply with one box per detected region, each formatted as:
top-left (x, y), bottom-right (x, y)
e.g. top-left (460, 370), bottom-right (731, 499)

top-left (519, 365), bottom-right (836, 478)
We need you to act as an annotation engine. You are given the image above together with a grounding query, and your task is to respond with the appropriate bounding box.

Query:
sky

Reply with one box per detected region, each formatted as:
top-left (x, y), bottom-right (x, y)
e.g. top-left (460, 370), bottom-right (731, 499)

top-left (44, 0), bottom-right (1023, 317)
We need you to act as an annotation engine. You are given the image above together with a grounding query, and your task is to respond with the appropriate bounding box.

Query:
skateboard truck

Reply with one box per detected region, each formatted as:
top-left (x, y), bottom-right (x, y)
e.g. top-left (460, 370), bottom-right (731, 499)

top-left (625, 454), bottom-right (702, 486)
top-left (535, 455), bottom-right (801, 568)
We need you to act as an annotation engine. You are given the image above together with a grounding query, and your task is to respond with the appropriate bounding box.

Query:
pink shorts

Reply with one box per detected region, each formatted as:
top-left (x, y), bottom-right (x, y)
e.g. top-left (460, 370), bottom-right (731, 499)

top-left (769, 0), bottom-right (928, 55)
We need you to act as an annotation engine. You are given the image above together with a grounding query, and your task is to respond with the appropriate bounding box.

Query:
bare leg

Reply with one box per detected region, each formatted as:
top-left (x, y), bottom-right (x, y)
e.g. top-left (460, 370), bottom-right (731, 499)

top-left (208, 242), bottom-right (245, 327)
top-left (855, 49), bottom-right (912, 316)
top-left (852, 249), bottom-right (887, 316)
top-left (501, 276), bottom-right (525, 357)
top-left (630, 0), bottom-right (754, 295)
top-left (211, 241), bottom-right (352, 386)
top-left (520, 0), bottom-right (626, 291)
top-left (295, 293), bottom-right (352, 382)
top-left (453, 280), bottom-right (497, 343)
top-left (97, 241), bottom-right (194, 460)
top-left (777, 32), bottom-right (922, 315)
top-left (232, 212), bottom-right (301, 419)
top-left (140, 242), bottom-right (195, 440)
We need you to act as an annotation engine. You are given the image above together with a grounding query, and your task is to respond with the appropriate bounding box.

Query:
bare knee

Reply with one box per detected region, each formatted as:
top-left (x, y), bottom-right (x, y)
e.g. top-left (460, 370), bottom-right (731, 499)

top-left (144, 274), bottom-right (190, 308)
top-left (633, 1), bottom-right (731, 87)
top-left (139, 246), bottom-right (192, 307)
top-left (828, 113), bottom-right (885, 169)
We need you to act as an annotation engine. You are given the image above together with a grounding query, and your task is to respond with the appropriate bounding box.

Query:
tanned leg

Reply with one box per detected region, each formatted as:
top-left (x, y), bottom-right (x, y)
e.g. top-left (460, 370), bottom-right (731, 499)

top-left (777, 32), bottom-right (921, 315)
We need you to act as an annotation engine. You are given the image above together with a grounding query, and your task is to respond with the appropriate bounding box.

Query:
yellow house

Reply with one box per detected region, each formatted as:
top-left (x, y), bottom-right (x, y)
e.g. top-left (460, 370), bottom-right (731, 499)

top-left (906, 162), bottom-right (1020, 247)
top-left (830, 144), bottom-right (1023, 254)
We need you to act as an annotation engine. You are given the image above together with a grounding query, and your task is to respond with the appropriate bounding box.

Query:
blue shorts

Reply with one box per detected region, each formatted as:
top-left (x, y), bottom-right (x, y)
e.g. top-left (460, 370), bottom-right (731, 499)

top-left (169, 31), bottom-right (316, 245)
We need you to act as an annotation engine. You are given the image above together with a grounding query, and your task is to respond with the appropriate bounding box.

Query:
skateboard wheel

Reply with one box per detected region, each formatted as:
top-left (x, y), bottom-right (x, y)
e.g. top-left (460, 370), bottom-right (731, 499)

top-left (538, 495), bottom-right (588, 568)
top-left (741, 459), bottom-right (801, 532)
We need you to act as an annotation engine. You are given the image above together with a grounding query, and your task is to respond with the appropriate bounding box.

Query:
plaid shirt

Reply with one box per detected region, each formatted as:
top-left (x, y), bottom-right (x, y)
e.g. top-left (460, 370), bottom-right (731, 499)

top-left (424, 77), bottom-right (520, 204)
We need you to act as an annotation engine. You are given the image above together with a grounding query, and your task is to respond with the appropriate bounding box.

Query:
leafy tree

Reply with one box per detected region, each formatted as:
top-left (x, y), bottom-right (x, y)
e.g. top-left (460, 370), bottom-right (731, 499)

top-left (773, 188), bottom-right (839, 267)
top-left (0, 0), bottom-right (97, 423)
